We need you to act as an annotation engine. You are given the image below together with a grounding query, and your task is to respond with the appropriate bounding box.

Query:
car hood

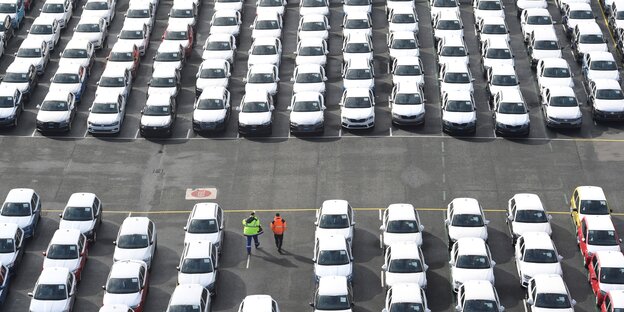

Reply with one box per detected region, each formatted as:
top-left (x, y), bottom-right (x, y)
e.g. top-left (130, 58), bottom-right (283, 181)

top-left (341, 107), bottom-right (374, 119)
top-left (72, 32), bottom-right (102, 42)
top-left (0, 106), bottom-right (18, 118)
top-left (96, 86), bottom-right (127, 98)
top-left (37, 110), bottom-right (71, 122)
top-left (58, 58), bottom-right (90, 69)
top-left (0, 216), bottom-right (32, 228)
top-left (59, 220), bottom-right (96, 234)
top-left (532, 49), bottom-right (562, 59)
top-left (587, 244), bottom-right (621, 254)
top-left (531, 306), bottom-right (574, 312)
top-left (193, 108), bottom-right (227, 123)
top-left (475, 9), bottom-right (504, 20)
top-left (441, 82), bottom-right (473, 93)
top-left (300, 29), bottom-right (329, 39)
top-left (82, 10), bottom-right (109, 20)
top-left (519, 261), bottom-right (562, 278)
top-left (245, 82), bottom-right (278, 94)
top-left (315, 228), bottom-right (352, 240)
top-left (290, 111), bottom-right (324, 125)
top-left (169, 17), bottom-right (195, 26)
top-left (183, 232), bottom-right (220, 245)
top-left (29, 299), bottom-right (71, 312)
top-left (483, 58), bottom-right (513, 68)
top-left (197, 78), bottom-right (228, 89)
top-left (546, 106), bottom-right (581, 118)
top-left (147, 86), bottom-right (177, 97)
top-left (393, 75), bottom-right (424, 86)
top-left (248, 54), bottom-right (279, 66)
top-left (141, 115), bottom-right (171, 127)
top-left (451, 267), bottom-right (495, 284)
top-left (106, 62), bottom-right (134, 72)
top-left (577, 43), bottom-right (608, 53)
top-left (495, 112), bottom-right (530, 126)
top-left (439, 55), bottom-right (469, 66)
top-left (153, 61), bottom-right (182, 72)
top-left (343, 52), bottom-right (372, 63)
top-left (210, 25), bottom-right (239, 35)
top-left (489, 84), bottom-right (520, 95)
top-left (511, 221), bottom-right (552, 236)
top-left (383, 232), bottom-right (423, 247)
top-left (296, 55), bottom-right (326, 66)
top-left (434, 29), bottom-right (463, 40)
top-left (389, 23), bottom-right (418, 33)
top-left (389, 48), bottom-right (419, 58)
top-left (293, 82), bottom-right (325, 94)
top-left (566, 19), bottom-right (595, 30)
top-left (516, 0), bottom-right (547, 8)
top-left (252, 29), bottom-right (282, 39)
top-left (385, 271), bottom-right (427, 288)
top-left (88, 112), bottom-right (121, 124)
top-left (103, 292), bottom-right (142, 307)
top-left (27, 34), bottom-right (54, 42)
top-left (539, 77), bottom-right (574, 89)
top-left (343, 79), bottom-right (373, 90)
top-left (587, 70), bottom-right (619, 81)
top-left (443, 111), bottom-right (476, 123)
top-left (118, 38), bottom-right (146, 49)
top-left (479, 33), bottom-right (510, 44)
top-left (299, 7), bottom-right (329, 15)
top-left (177, 272), bottom-right (216, 286)
top-left (50, 82), bottom-right (81, 94)
top-left (599, 282), bottom-right (624, 292)
top-left (113, 246), bottom-right (151, 262)
top-left (0, 252), bottom-right (17, 267)
top-left (314, 263), bottom-right (352, 278)
top-left (202, 50), bottom-right (234, 61)
top-left (594, 99), bottom-right (624, 112)
top-left (14, 56), bottom-right (44, 68)
top-left (214, 2), bottom-right (243, 10)
top-left (448, 225), bottom-right (488, 241)
top-left (392, 104), bottom-right (425, 116)
top-left (43, 258), bottom-right (81, 271)
top-left (239, 111), bottom-right (272, 125)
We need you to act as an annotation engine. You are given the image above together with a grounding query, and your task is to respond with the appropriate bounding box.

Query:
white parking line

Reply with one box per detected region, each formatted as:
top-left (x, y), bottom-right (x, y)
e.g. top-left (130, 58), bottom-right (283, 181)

top-left (30, 129), bottom-right (37, 137)
top-left (389, 127), bottom-right (393, 137)
top-left (134, 129), bottom-right (139, 139)
top-left (246, 255), bottom-right (250, 269)
top-left (186, 129), bottom-right (191, 139)
top-left (83, 128), bottom-right (89, 138)
top-left (442, 190), bottom-right (446, 201)
top-left (338, 128), bottom-right (342, 137)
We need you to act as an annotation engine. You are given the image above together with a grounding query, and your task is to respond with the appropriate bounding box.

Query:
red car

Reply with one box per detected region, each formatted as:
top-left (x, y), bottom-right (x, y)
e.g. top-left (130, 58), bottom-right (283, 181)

top-left (42, 229), bottom-right (89, 282)
top-left (577, 215), bottom-right (622, 266)
top-left (162, 22), bottom-right (194, 58)
top-left (601, 290), bottom-right (624, 311)
top-left (589, 251), bottom-right (624, 307)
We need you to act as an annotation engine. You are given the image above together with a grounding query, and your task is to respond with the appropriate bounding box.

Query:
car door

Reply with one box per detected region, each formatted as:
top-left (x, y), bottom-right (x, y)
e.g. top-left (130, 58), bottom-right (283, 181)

top-left (78, 234), bottom-right (87, 269)
top-left (139, 265), bottom-right (147, 303)
top-left (93, 196), bottom-right (101, 225)
top-left (14, 228), bottom-right (23, 264)
top-left (67, 273), bottom-right (75, 308)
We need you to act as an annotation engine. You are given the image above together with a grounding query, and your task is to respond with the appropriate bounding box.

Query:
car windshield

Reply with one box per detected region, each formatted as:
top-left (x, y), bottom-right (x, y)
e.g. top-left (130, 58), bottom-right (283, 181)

top-left (41, 101), bottom-right (69, 111)
top-left (317, 250), bottom-right (350, 265)
top-left (200, 68), bottom-right (226, 78)
top-left (446, 100), bottom-right (473, 112)
top-left (344, 96), bottom-right (372, 108)
top-left (62, 207), bottom-right (93, 221)
top-left (242, 101), bottom-right (269, 112)
top-left (618, 10), bottom-right (624, 19)
top-left (391, 39), bottom-right (417, 49)
top-left (296, 72), bottom-right (322, 83)
top-left (91, 102), bottom-right (119, 114)
top-left (85, 1), bottom-right (108, 9)
top-left (491, 74), bottom-right (518, 86)
top-left (535, 294), bottom-right (571, 309)
top-left (527, 15), bottom-right (552, 24)
top-left (127, 9), bottom-right (150, 18)
top-left (0, 238), bottom-right (14, 253)
top-left (550, 96), bottom-right (578, 107)
top-left (30, 24), bottom-right (53, 34)
top-left (206, 41), bottom-right (231, 50)
top-left (197, 98), bottom-right (225, 110)
top-left (478, 0), bottom-right (501, 9)
top-left (99, 76), bottom-right (125, 87)
top-left (386, 220), bottom-right (419, 233)
top-left (293, 100), bottom-right (321, 112)
top-left (302, 21), bottom-right (326, 31)
top-left (187, 218), bottom-right (219, 233)
top-left (168, 306), bottom-right (203, 312)
top-left (155, 51), bottom-right (181, 61)
top-left (302, 0), bottom-right (325, 6)
top-left (523, 248), bottom-right (558, 263)
top-left (482, 24), bottom-right (507, 34)
top-left (143, 105), bottom-right (171, 116)
top-left (345, 19), bottom-right (369, 29)
top-left (34, 284), bottom-right (67, 300)
top-left (452, 214), bottom-right (483, 226)
top-left (17, 48), bottom-right (41, 58)
top-left (315, 295), bottom-right (351, 310)
top-left (42, 3), bottom-right (64, 12)
top-left (392, 14), bottom-right (416, 23)
top-left (498, 102), bottom-right (527, 114)
top-left (217, 0), bottom-right (240, 3)
top-left (107, 278), bottom-right (140, 294)
top-left (63, 49), bottom-right (88, 58)
top-left (543, 67), bottom-right (570, 77)
top-left (180, 258), bottom-right (213, 273)
top-left (441, 46), bottom-right (467, 56)
top-left (164, 31), bottom-right (188, 40)
top-left (569, 10), bottom-right (593, 19)
top-left (580, 200), bottom-right (609, 214)
top-left (597, 88), bottom-right (624, 100)
top-left (0, 3), bottom-right (16, 13)
top-left (464, 300), bottom-right (498, 312)
top-left (456, 255), bottom-right (490, 268)
top-left (486, 48), bottom-right (511, 59)
top-left (47, 244), bottom-right (79, 259)
top-left (345, 43), bottom-right (371, 53)
top-left (0, 96), bottom-right (14, 108)
top-left (109, 51), bottom-right (134, 62)
top-left (590, 60), bottom-right (617, 70)
top-left (150, 77), bottom-right (176, 87)
top-left (76, 23), bottom-right (101, 32)
top-left (394, 93), bottom-right (422, 105)
top-left (53, 73), bottom-right (79, 84)
top-left (514, 210), bottom-right (547, 222)
top-left (534, 40), bottom-right (559, 50)
top-left (444, 72), bottom-right (470, 83)
top-left (588, 230), bottom-right (618, 246)
top-left (3, 72), bottom-right (29, 83)
top-left (256, 20), bottom-right (279, 30)
top-left (580, 34), bottom-right (605, 44)
top-left (119, 30), bottom-right (144, 39)
top-left (600, 267), bottom-right (624, 284)
top-left (344, 0), bottom-right (369, 5)
top-left (252, 45), bottom-right (277, 55)
top-left (300, 46), bottom-right (324, 56)
top-left (433, 0), bottom-right (457, 7)
top-left (213, 16), bottom-right (237, 26)
top-left (117, 234), bottom-right (149, 248)
top-left (395, 64), bottom-right (422, 75)
top-left (170, 9), bottom-right (193, 18)
top-left (437, 20), bottom-right (461, 30)
top-left (390, 303), bottom-right (425, 312)
top-left (250, 73), bottom-right (275, 83)
top-left (319, 214), bottom-right (349, 228)
top-left (259, 0), bottom-right (281, 6)
top-left (1, 202), bottom-right (31, 216)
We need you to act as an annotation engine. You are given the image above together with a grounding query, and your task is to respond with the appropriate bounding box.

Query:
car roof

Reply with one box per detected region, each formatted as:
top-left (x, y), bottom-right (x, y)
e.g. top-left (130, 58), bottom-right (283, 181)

top-left (64, 39), bottom-right (91, 50)
top-left (158, 40), bottom-right (183, 52)
top-left (575, 186), bottom-right (607, 200)
top-left (32, 15), bottom-right (57, 25)
top-left (520, 232), bottom-right (555, 249)
top-left (50, 229), bottom-right (82, 245)
top-left (445, 90), bottom-right (472, 101)
top-left (249, 63), bottom-right (277, 73)
top-left (321, 199), bottom-right (349, 214)
top-left (0, 223), bottom-right (19, 238)
top-left (532, 274), bottom-right (567, 293)
top-left (152, 66), bottom-right (178, 77)
top-left (146, 94), bottom-right (172, 106)
top-left (462, 280), bottom-right (496, 300)
top-left (197, 87), bottom-right (227, 100)
top-left (44, 90), bottom-right (72, 101)
top-left (389, 241), bottom-right (421, 258)
top-left (456, 237), bottom-right (487, 255)
top-left (253, 36), bottom-right (279, 45)
top-left (244, 90), bottom-right (270, 101)
top-left (610, 290), bottom-right (624, 307)
top-left (386, 204), bottom-right (417, 221)
top-left (296, 63), bottom-right (322, 73)
top-left (344, 88), bottom-right (371, 98)
top-left (38, 267), bottom-right (71, 284)
top-left (119, 217), bottom-right (151, 235)
top-left (593, 79), bottom-right (621, 90)
top-left (317, 235), bottom-right (348, 250)
top-left (547, 86), bottom-right (576, 97)
top-left (394, 56), bottom-right (421, 65)
top-left (4, 188), bottom-right (36, 203)
top-left (584, 215), bottom-right (616, 231)
top-left (184, 240), bottom-right (213, 258)
top-left (110, 41), bottom-right (137, 52)
top-left (390, 283), bottom-right (424, 303)
top-left (345, 11), bottom-right (370, 19)
top-left (540, 58), bottom-right (569, 68)
top-left (490, 64), bottom-right (516, 75)
top-left (242, 295), bottom-right (275, 312)
top-left (19, 37), bottom-right (45, 49)
top-left (7, 62), bottom-right (34, 73)
top-left (109, 260), bottom-right (145, 278)
top-left (191, 203), bottom-right (219, 219)
top-left (596, 250), bottom-right (624, 267)
top-left (318, 276), bottom-right (349, 295)
top-left (587, 51), bottom-right (616, 61)
top-left (302, 14), bottom-right (326, 22)
top-left (169, 284), bottom-right (204, 305)
top-left (450, 198), bottom-right (481, 214)
top-left (512, 194), bottom-right (544, 211)
top-left (66, 192), bottom-right (97, 207)
top-left (102, 64), bottom-right (128, 77)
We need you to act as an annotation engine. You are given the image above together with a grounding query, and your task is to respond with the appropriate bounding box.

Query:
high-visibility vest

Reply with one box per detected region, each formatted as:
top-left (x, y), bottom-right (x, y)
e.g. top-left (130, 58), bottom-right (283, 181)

top-left (242, 217), bottom-right (261, 236)
top-left (270, 217), bottom-right (287, 235)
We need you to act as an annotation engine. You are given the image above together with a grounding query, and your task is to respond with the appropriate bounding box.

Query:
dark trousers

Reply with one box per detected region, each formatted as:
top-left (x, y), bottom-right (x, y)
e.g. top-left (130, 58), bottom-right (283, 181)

top-left (274, 234), bottom-right (283, 250)
top-left (245, 235), bottom-right (259, 254)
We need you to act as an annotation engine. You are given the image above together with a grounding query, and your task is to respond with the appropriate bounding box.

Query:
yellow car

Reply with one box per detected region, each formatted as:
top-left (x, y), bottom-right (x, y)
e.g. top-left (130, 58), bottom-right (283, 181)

top-left (570, 186), bottom-right (611, 227)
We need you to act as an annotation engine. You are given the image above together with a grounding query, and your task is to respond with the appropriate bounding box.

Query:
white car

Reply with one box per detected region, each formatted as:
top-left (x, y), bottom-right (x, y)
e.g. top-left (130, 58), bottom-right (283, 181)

top-left (195, 59), bottom-right (231, 95)
top-left (382, 241), bottom-right (428, 288)
top-left (58, 192), bottom-right (103, 241)
top-left (247, 36), bottom-right (282, 67)
top-left (214, 0), bottom-right (243, 12)
top-left (445, 197), bottom-right (488, 245)
top-left (343, 0), bottom-right (371, 14)
top-left (288, 91), bottom-right (325, 134)
top-left (209, 9), bottom-right (241, 37)
top-left (379, 203), bottom-right (424, 247)
top-left (473, 0), bottom-right (504, 24)
top-left (39, 0), bottom-right (72, 28)
top-left (73, 17), bottom-right (108, 49)
top-left (391, 56), bottom-right (425, 86)
top-left (383, 284), bottom-right (430, 312)
top-left (563, 3), bottom-right (594, 34)
top-left (177, 240), bottom-right (219, 293)
top-left (106, 42), bottom-right (140, 75)
top-left (28, 267), bottom-right (76, 312)
top-left (492, 89), bottom-right (530, 135)
top-left (26, 16), bottom-right (60, 50)
top-left (166, 284), bottom-right (212, 312)
top-left (516, 0), bottom-right (547, 17)
top-left (295, 38), bottom-right (328, 66)
top-left (13, 38), bottom-right (50, 75)
top-left (153, 40), bottom-right (185, 73)
top-left (147, 67), bottom-right (180, 98)
top-left (388, 31), bottom-right (419, 60)
top-left (202, 34), bottom-right (236, 62)
top-left (477, 16), bottom-right (510, 44)
top-left (256, 0), bottom-right (286, 16)
top-left (481, 38), bottom-right (514, 71)
top-left (237, 90), bottom-right (274, 135)
top-left (292, 63), bottom-right (326, 95)
top-left (49, 64), bottom-right (88, 102)
top-left (162, 22), bottom-right (192, 58)
top-left (449, 237), bottom-right (495, 292)
top-left (299, 14), bottom-right (330, 41)
top-left (437, 35), bottom-right (469, 67)
top-left (313, 235), bottom-right (353, 282)
top-left (439, 62), bottom-right (474, 95)
top-left (486, 64), bottom-right (520, 101)
top-left (572, 22), bottom-right (608, 60)
top-left (506, 193), bottom-right (553, 241)
top-left (0, 86), bottom-right (23, 127)
top-left (59, 39), bottom-right (95, 71)
top-left (389, 83), bottom-right (426, 125)
top-left (117, 20), bottom-right (150, 56)
top-left (526, 274), bottom-right (576, 311)
top-left (167, 1), bottom-right (197, 28)
top-left (343, 58), bottom-right (374, 90)
top-left (514, 232), bottom-right (563, 287)
top-left (587, 79), bottom-right (624, 121)
top-left (342, 12), bottom-right (371, 38)
top-left (193, 87), bottom-right (231, 132)
top-left (455, 280), bottom-right (504, 312)
top-left (102, 260), bottom-right (149, 311)
top-left (0, 223), bottom-right (24, 270)
top-left (582, 51), bottom-right (620, 82)
top-left (140, 95), bottom-right (177, 137)
top-left (537, 58), bottom-right (574, 93)
top-left (521, 9), bottom-right (555, 42)
top-left (0, 63), bottom-right (37, 100)
top-left (251, 11), bottom-right (282, 40)
top-left (125, 1), bottom-right (154, 30)
top-left (245, 63), bottom-right (280, 97)
top-left (183, 203), bottom-right (225, 247)
top-left (35, 90), bottom-right (76, 133)
top-left (299, 0), bottom-right (329, 16)
top-left (312, 276), bottom-right (353, 312)
top-left (388, 7), bottom-right (418, 33)
top-left (541, 86), bottom-right (583, 128)
top-left (433, 11), bottom-right (463, 43)
top-left (82, 0), bottom-right (116, 25)
top-left (340, 88), bottom-right (375, 129)
top-left (42, 229), bottom-right (88, 281)
top-left (386, 0), bottom-right (415, 15)
top-left (87, 92), bottom-right (126, 134)
top-left (113, 217), bottom-right (157, 269)
top-left (238, 295), bottom-right (281, 312)
top-left (342, 33), bottom-right (373, 64)
top-left (315, 199), bottom-right (355, 241)
top-left (0, 189), bottom-right (41, 239)
top-left (96, 66), bottom-right (133, 99)
top-left (430, 0), bottom-right (460, 18)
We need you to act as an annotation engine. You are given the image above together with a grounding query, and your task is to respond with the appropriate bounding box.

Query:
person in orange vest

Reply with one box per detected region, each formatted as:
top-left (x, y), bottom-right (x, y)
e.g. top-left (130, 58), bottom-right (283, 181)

top-left (270, 213), bottom-right (287, 253)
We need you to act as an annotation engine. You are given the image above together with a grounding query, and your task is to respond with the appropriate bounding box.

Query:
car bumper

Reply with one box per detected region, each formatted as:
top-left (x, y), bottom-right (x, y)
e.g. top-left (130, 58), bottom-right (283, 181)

top-left (545, 118), bottom-right (582, 128)
top-left (140, 125), bottom-right (172, 136)
top-left (341, 118), bottom-right (374, 129)
top-left (290, 122), bottom-right (324, 133)
top-left (88, 124), bottom-right (121, 134)
top-left (495, 123), bottom-right (530, 135)
top-left (593, 110), bottom-right (624, 121)
top-left (37, 122), bottom-right (70, 132)
top-left (238, 124), bottom-right (271, 134)
top-left (193, 120), bottom-right (226, 132)
top-left (442, 122), bottom-right (476, 134)
top-left (392, 113), bottom-right (425, 126)
top-left (0, 116), bottom-right (17, 127)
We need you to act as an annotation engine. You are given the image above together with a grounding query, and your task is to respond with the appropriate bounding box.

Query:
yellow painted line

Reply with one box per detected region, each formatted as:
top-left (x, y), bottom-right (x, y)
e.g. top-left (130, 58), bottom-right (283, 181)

top-left (597, 0), bottom-right (618, 50)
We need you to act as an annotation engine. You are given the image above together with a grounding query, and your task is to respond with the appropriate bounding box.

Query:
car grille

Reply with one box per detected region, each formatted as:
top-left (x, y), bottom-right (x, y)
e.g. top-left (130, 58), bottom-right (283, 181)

top-left (347, 118), bottom-right (367, 123)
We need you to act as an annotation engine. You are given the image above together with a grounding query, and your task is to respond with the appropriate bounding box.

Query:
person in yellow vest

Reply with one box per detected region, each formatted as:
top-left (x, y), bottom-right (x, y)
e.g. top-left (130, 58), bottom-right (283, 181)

top-left (242, 211), bottom-right (262, 255)
top-left (270, 213), bottom-right (287, 253)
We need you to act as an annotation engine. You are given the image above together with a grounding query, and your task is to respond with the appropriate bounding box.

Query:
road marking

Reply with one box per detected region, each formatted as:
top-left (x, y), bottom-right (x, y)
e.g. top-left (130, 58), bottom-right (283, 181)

top-left (83, 129), bottom-right (89, 138)
top-left (134, 129), bottom-right (139, 139)
top-left (378, 209), bottom-right (382, 221)
top-left (185, 188), bottom-right (217, 200)
top-left (442, 190), bottom-right (446, 201)
top-left (548, 142), bottom-right (553, 152)
top-left (186, 129), bottom-right (191, 139)
top-left (246, 255), bottom-right (250, 269)
top-left (563, 192), bottom-right (569, 205)
top-left (380, 271), bottom-right (385, 288)
top-left (338, 128), bottom-right (342, 137)
top-left (30, 128), bottom-right (37, 137)
top-left (236, 132), bottom-right (240, 139)
top-left (441, 141), bottom-right (445, 153)
top-left (128, 212), bottom-right (132, 217)
top-left (598, 1), bottom-right (618, 49)
top-left (389, 127), bottom-right (393, 137)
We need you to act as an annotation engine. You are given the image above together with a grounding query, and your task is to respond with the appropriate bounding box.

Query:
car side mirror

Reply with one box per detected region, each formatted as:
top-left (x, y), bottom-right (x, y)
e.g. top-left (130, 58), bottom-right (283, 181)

top-left (507, 215), bottom-right (513, 221)
top-left (547, 214), bottom-right (552, 220)
top-left (499, 307), bottom-right (505, 312)
top-left (275, 77), bottom-right (280, 82)
top-left (287, 105), bottom-right (292, 110)
top-left (379, 225), bottom-right (385, 231)
top-left (248, 49), bottom-right (252, 54)
top-left (526, 299), bottom-right (533, 305)
top-left (419, 225), bottom-right (425, 231)
top-left (309, 302), bottom-right (314, 307)
top-left (176, 266), bottom-right (180, 271)
top-left (484, 220), bottom-right (490, 225)
top-left (455, 305), bottom-right (462, 311)
top-left (112, 240), bottom-right (116, 245)
top-left (42, 251), bottom-right (47, 256)
top-left (444, 219), bottom-right (449, 225)
top-left (381, 264), bottom-right (387, 270)
top-left (28, 292), bottom-right (33, 297)
top-left (59, 213), bottom-right (62, 218)
top-left (571, 299), bottom-right (576, 306)
top-left (235, 106), bottom-right (241, 111)
top-left (36, 104), bottom-right (41, 109)
top-left (270, 105), bottom-right (275, 111)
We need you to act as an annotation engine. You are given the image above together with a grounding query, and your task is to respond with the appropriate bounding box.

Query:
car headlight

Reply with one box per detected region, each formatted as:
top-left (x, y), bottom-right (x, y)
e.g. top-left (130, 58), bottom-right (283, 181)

top-left (261, 121), bottom-right (271, 126)
top-left (522, 274), bottom-right (531, 282)
top-left (601, 290), bottom-right (607, 297)
top-left (342, 116), bottom-right (348, 121)
top-left (239, 122), bottom-right (247, 127)
top-left (367, 115), bottom-right (375, 121)
top-left (290, 121), bottom-right (298, 127)
top-left (206, 282), bottom-right (216, 291)
top-left (111, 121), bottom-right (120, 126)
top-left (59, 120), bottom-right (70, 126)
top-left (467, 120), bottom-right (476, 126)
top-left (495, 122), bottom-right (505, 128)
